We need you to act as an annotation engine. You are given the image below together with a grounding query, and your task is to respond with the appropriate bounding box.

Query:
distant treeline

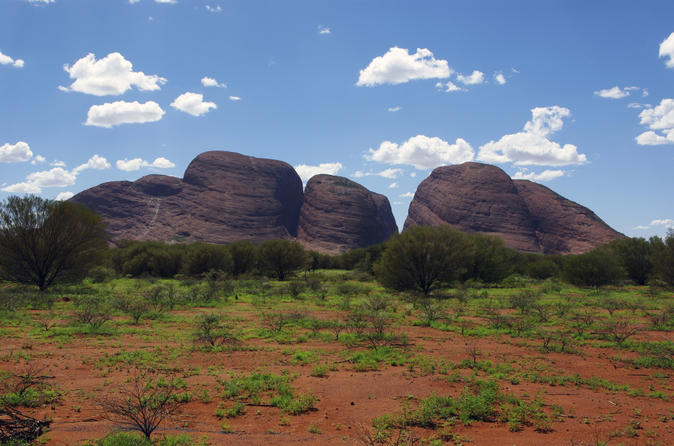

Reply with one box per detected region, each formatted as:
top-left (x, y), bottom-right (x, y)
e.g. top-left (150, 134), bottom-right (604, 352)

top-left (96, 228), bottom-right (674, 289)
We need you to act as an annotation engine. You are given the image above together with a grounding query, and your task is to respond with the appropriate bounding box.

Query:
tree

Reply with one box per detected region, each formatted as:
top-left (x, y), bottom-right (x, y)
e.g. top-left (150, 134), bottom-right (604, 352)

top-left (374, 225), bottom-right (473, 296)
top-left (562, 247), bottom-right (625, 288)
top-left (0, 195), bottom-right (107, 290)
top-left (228, 240), bottom-right (256, 277)
top-left (256, 239), bottom-right (307, 280)
top-left (464, 233), bottom-right (514, 283)
top-left (608, 237), bottom-right (652, 285)
top-left (651, 230), bottom-right (674, 286)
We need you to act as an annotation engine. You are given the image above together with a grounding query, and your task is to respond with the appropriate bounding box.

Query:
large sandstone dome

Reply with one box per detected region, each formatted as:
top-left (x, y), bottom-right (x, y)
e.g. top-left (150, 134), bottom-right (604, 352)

top-left (404, 162), bottom-right (622, 254)
top-left (71, 151), bottom-right (398, 252)
top-left (297, 175), bottom-right (398, 254)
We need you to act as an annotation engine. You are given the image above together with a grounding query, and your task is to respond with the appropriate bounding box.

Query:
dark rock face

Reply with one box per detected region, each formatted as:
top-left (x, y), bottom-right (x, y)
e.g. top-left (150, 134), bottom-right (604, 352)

top-left (296, 175), bottom-right (399, 253)
top-left (513, 179), bottom-right (623, 254)
top-left (404, 163), bottom-right (542, 252)
top-left (71, 151), bottom-right (304, 245)
top-left (70, 151), bottom-right (398, 252)
top-left (404, 162), bottom-right (622, 254)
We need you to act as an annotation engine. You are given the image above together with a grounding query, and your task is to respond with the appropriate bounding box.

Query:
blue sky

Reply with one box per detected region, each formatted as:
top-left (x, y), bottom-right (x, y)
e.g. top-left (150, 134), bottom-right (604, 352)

top-left (1, 0), bottom-right (673, 237)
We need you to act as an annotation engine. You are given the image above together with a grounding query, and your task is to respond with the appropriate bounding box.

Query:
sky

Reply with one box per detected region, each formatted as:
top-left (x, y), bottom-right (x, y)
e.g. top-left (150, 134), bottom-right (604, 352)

top-left (1, 0), bottom-right (673, 238)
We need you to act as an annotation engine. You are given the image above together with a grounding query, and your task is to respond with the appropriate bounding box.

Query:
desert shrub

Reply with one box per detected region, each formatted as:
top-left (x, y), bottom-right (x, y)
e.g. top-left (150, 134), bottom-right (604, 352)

top-left (256, 240), bottom-right (307, 280)
top-left (193, 314), bottom-right (238, 347)
top-left (73, 296), bottom-right (110, 329)
top-left (88, 266), bottom-right (116, 283)
top-left (509, 289), bottom-right (540, 314)
top-left (650, 230), bottom-right (674, 286)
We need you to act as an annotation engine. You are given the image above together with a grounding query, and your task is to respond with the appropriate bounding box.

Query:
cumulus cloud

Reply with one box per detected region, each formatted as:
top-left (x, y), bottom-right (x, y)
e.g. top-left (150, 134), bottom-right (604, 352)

top-left (456, 70), bottom-right (484, 85)
top-left (593, 86), bottom-right (643, 99)
top-left (31, 155), bottom-right (46, 165)
top-left (26, 0), bottom-right (54, 4)
top-left (55, 191), bottom-right (74, 201)
top-left (366, 135), bottom-right (475, 170)
top-left (356, 47), bottom-right (451, 87)
top-left (229, 96), bottom-right (241, 101)
top-left (659, 32), bottom-right (674, 68)
top-left (435, 81), bottom-right (464, 92)
top-left (170, 92), bottom-right (217, 116)
top-left (205, 5), bottom-right (222, 12)
top-left (116, 157), bottom-right (175, 172)
top-left (388, 182), bottom-right (398, 188)
top-left (155, 0), bottom-right (177, 3)
top-left (318, 26), bottom-right (331, 34)
top-left (635, 99), bottom-right (674, 145)
top-left (294, 162), bottom-right (343, 182)
top-left (3, 154), bottom-right (116, 194)
top-left (201, 76), bottom-right (226, 88)
top-left (0, 142), bottom-right (33, 163)
top-left (512, 169), bottom-right (565, 182)
top-left (0, 50), bottom-right (24, 68)
top-left (494, 73), bottom-right (506, 85)
top-left (73, 154), bottom-right (111, 174)
top-left (85, 100), bottom-right (165, 128)
top-left (477, 106), bottom-right (587, 166)
top-left (60, 52), bottom-right (167, 96)
top-left (353, 168), bottom-right (403, 179)
top-left (400, 192), bottom-right (414, 198)
top-left (387, 106), bottom-right (402, 112)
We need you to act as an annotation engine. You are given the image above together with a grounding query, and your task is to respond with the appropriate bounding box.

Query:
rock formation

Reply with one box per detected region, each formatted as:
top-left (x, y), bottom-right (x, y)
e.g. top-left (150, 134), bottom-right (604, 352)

top-left (404, 162), bottom-right (622, 254)
top-left (297, 175), bottom-right (398, 253)
top-left (71, 151), bottom-right (397, 252)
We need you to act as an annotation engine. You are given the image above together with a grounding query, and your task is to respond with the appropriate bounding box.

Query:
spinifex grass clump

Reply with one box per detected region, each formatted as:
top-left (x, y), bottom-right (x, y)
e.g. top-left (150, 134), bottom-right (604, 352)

top-left (218, 370), bottom-right (316, 415)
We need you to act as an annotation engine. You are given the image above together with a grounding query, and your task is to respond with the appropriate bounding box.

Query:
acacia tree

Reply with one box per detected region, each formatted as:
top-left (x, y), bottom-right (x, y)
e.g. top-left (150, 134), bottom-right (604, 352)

top-left (0, 195), bottom-right (107, 290)
top-left (374, 225), bottom-right (473, 296)
top-left (256, 239), bottom-right (307, 280)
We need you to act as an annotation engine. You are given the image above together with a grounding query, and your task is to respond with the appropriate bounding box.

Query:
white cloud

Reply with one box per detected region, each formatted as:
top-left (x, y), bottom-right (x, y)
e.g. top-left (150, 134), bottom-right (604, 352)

top-left (628, 103), bottom-right (650, 109)
top-left (651, 218), bottom-right (674, 227)
top-left (26, 0), bottom-right (54, 4)
top-left (512, 169), bottom-right (565, 182)
top-left (388, 182), bottom-right (398, 188)
top-left (477, 106), bottom-right (587, 166)
top-left (205, 5), bottom-right (222, 12)
top-left (229, 96), bottom-right (241, 101)
top-left (634, 225), bottom-right (651, 230)
top-left (129, 0), bottom-right (140, 4)
top-left (636, 131), bottom-right (669, 145)
top-left (435, 81), bottom-right (464, 92)
top-left (50, 160), bottom-right (66, 167)
top-left (318, 26), bottom-right (331, 35)
top-left (353, 168), bottom-right (403, 179)
top-left (1, 182), bottom-right (41, 194)
top-left (494, 73), bottom-right (506, 85)
top-left (356, 47), bottom-right (451, 87)
top-left (31, 154), bottom-right (46, 165)
top-left (55, 191), bottom-right (74, 201)
top-left (659, 32), bottom-right (674, 68)
top-left (26, 168), bottom-right (76, 188)
top-left (410, 172), bottom-right (416, 178)
top-left (636, 98), bottom-right (674, 145)
top-left (594, 86), bottom-right (630, 99)
top-left (0, 50), bottom-right (24, 68)
top-left (60, 52), bottom-right (167, 96)
top-left (85, 101), bottom-right (164, 128)
top-left (294, 162), bottom-right (343, 182)
top-left (0, 141), bottom-right (33, 163)
top-left (201, 76), bottom-right (226, 88)
top-left (456, 70), bottom-right (484, 85)
top-left (116, 157), bottom-right (175, 172)
top-left (366, 134), bottom-right (475, 170)
top-left (400, 192), bottom-right (414, 198)
top-left (155, 0), bottom-right (177, 3)
top-left (73, 154), bottom-right (111, 174)
top-left (170, 92), bottom-right (217, 116)
top-left (388, 106), bottom-right (402, 112)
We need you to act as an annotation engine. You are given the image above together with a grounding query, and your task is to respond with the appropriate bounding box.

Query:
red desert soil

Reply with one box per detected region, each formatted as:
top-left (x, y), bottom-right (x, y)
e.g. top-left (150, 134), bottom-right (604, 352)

top-left (2, 304), bottom-right (672, 446)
